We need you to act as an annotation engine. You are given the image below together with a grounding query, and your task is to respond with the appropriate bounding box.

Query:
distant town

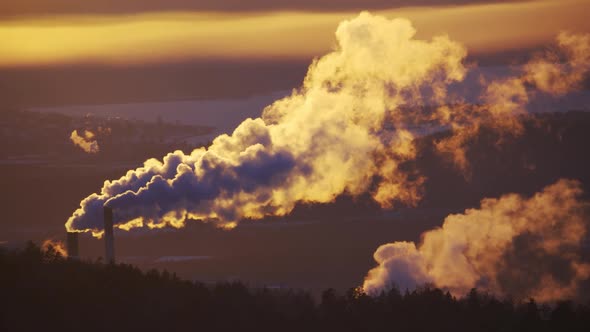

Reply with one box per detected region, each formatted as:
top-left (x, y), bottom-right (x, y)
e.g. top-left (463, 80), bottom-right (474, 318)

top-left (0, 108), bottom-right (214, 166)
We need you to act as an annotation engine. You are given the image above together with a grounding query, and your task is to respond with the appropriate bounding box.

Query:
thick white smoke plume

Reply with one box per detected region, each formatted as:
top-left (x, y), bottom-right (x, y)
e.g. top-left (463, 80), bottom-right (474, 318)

top-left (70, 130), bottom-right (99, 154)
top-left (363, 179), bottom-right (590, 302)
top-left (66, 12), bottom-right (590, 236)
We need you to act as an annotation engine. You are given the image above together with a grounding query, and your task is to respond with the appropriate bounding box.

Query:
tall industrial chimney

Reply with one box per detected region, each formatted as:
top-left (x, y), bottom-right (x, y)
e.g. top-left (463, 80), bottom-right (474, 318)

top-left (66, 232), bottom-right (79, 260)
top-left (103, 206), bottom-right (115, 264)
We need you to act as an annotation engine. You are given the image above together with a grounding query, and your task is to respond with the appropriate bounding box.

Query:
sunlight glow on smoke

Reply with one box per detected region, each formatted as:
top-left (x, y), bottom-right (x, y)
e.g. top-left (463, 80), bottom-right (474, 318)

top-left (363, 179), bottom-right (590, 302)
top-left (70, 129), bottom-right (99, 154)
top-left (66, 13), bottom-right (590, 240)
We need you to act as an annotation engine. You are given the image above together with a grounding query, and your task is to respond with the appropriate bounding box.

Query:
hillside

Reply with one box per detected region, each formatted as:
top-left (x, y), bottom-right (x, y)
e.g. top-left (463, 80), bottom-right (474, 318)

top-left (2, 243), bottom-right (590, 332)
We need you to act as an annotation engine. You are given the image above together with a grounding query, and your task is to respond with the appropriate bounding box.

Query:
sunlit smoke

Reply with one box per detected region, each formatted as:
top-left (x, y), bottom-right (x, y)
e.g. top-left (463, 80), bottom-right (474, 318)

top-left (42, 239), bottom-right (68, 257)
top-left (70, 130), bottom-right (99, 154)
top-left (66, 12), bottom-right (590, 236)
top-left (433, 30), bottom-right (590, 172)
top-left (363, 179), bottom-right (590, 302)
top-left (524, 32), bottom-right (590, 96)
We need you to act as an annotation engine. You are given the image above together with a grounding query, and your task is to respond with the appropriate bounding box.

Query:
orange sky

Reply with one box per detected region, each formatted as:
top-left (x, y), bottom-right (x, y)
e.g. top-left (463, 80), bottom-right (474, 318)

top-left (0, 0), bottom-right (589, 66)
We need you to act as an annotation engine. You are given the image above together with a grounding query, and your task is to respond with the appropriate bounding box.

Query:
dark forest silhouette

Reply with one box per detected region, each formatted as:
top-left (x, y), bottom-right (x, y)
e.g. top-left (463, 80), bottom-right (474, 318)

top-left (2, 243), bottom-right (590, 332)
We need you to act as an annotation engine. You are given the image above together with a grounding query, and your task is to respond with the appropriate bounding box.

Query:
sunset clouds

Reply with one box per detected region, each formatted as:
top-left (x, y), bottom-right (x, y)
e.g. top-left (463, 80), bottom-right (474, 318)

top-left (1, 0), bottom-right (589, 66)
top-left (0, 0), bottom-right (528, 17)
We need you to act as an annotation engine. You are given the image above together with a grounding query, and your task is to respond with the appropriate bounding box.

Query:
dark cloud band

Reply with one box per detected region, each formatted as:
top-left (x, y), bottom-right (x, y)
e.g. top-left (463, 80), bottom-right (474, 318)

top-left (0, 0), bottom-right (531, 18)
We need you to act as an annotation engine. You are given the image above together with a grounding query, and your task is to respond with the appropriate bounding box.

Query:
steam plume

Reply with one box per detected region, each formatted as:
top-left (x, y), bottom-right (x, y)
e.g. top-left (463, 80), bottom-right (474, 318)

top-left (524, 32), bottom-right (590, 96)
top-left (434, 31), bottom-right (590, 171)
top-left (42, 239), bottom-right (68, 257)
top-left (433, 30), bottom-right (590, 172)
top-left (70, 130), bottom-right (99, 154)
top-left (363, 179), bottom-right (590, 302)
top-left (66, 12), bottom-right (590, 235)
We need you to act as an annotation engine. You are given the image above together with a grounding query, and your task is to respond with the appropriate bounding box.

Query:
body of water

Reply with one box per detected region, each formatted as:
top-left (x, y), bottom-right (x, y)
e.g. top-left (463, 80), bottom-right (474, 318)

top-left (29, 66), bottom-right (590, 143)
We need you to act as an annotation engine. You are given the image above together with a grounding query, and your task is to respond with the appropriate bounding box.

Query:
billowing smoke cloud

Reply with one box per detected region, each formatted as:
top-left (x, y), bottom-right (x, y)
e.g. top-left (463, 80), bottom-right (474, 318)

top-left (363, 179), bottom-right (590, 302)
top-left (42, 239), bottom-right (68, 257)
top-left (70, 129), bottom-right (99, 154)
top-left (434, 31), bottom-right (590, 172)
top-left (524, 32), bottom-right (590, 96)
top-left (66, 12), bottom-right (590, 236)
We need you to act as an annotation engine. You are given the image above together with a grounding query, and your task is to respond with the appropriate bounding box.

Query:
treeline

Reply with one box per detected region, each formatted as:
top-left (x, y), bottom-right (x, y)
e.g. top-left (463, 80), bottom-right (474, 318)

top-left (2, 243), bottom-right (590, 332)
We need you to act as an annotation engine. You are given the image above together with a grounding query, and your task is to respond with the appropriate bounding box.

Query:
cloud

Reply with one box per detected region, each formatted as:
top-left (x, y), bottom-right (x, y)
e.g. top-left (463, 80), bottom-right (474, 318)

top-left (363, 179), bottom-right (590, 302)
top-left (1, 0), bottom-right (588, 66)
top-left (0, 0), bottom-right (532, 17)
top-left (70, 129), bottom-right (99, 153)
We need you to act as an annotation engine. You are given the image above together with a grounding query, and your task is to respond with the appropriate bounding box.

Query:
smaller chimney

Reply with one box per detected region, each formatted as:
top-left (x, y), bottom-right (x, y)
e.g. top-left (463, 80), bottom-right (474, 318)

top-left (103, 206), bottom-right (115, 264)
top-left (66, 232), bottom-right (79, 260)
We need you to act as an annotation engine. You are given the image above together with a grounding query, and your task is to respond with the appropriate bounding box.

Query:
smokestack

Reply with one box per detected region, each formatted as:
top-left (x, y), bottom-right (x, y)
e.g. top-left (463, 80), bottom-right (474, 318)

top-left (103, 206), bottom-right (115, 264)
top-left (66, 232), bottom-right (79, 260)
